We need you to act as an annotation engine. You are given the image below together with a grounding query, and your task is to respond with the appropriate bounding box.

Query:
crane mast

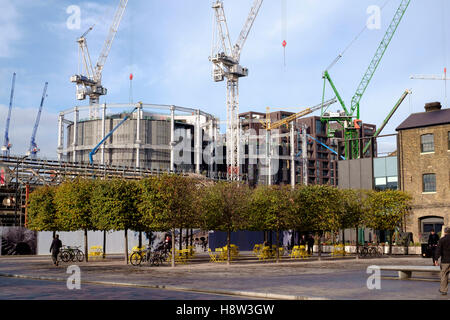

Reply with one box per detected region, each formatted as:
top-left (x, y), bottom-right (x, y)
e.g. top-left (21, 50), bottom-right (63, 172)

top-left (70, 0), bottom-right (128, 119)
top-left (2, 73), bottom-right (16, 157)
top-left (28, 82), bottom-right (48, 158)
top-left (321, 0), bottom-right (410, 160)
top-left (210, 0), bottom-right (263, 180)
top-left (263, 98), bottom-right (337, 131)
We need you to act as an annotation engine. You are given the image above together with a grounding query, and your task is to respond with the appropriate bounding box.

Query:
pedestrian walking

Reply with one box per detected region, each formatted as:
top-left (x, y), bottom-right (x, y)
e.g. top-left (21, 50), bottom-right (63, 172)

top-left (49, 234), bottom-right (62, 266)
top-left (434, 227), bottom-right (450, 295)
top-left (428, 229), bottom-right (440, 265)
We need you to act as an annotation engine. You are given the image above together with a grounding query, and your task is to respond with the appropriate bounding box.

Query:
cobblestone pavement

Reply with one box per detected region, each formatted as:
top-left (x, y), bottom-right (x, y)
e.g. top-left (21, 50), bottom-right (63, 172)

top-left (0, 253), bottom-right (448, 300)
top-left (0, 277), bottom-right (247, 300)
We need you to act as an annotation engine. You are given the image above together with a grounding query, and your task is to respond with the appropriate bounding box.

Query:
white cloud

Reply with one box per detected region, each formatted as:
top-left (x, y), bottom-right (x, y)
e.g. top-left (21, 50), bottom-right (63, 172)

top-left (0, 1), bottom-right (21, 58)
top-left (0, 104), bottom-right (58, 158)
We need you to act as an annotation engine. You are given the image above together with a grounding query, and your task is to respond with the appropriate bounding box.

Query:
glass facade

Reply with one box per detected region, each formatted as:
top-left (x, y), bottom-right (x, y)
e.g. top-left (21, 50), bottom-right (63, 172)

top-left (373, 156), bottom-right (398, 190)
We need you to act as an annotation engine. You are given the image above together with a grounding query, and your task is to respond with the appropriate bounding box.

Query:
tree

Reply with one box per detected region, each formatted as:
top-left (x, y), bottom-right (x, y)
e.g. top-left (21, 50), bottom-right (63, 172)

top-left (248, 185), bottom-right (294, 262)
top-left (291, 185), bottom-right (341, 259)
top-left (364, 190), bottom-right (412, 255)
top-left (198, 182), bottom-right (251, 265)
top-left (336, 188), bottom-right (365, 255)
top-left (53, 178), bottom-right (95, 261)
top-left (138, 174), bottom-right (197, 267)
top-left (91, 179), bottom-right (141, 263)
top-left (27, 185), bottom-right (59, 234)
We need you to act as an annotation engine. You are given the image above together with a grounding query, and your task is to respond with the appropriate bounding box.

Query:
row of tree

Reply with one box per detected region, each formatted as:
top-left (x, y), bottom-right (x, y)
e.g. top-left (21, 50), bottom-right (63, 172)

top-left (27, 175), bottom-right (412, 265)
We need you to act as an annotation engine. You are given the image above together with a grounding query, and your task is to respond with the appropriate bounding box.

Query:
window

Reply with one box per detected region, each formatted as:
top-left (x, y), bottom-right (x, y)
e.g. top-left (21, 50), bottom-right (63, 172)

top-left (421, 134), bottom-right (434, 153)
top-left (448, 131), bottom-right (450, 150)
top-left (422, 173), bottom-right (436, 192)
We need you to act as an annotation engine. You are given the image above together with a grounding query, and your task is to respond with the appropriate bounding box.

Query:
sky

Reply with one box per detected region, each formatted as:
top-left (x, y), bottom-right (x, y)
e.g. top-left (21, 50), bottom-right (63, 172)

top-left (0, 0), bottom-right (448, 158)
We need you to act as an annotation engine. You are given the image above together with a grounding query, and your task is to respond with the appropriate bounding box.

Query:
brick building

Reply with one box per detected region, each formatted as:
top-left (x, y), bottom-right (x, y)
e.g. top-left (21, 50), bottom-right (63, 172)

top-left (396, 102), bottom-right (450, 242)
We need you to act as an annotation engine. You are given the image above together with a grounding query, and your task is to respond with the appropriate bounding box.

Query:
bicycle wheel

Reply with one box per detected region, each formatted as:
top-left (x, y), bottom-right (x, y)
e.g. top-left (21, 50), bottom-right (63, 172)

top-left (368, 247), bottom-right (376, 257)
top-left (130, 252), bottom-right (142, 266)
top-left (151, 253), bottom-right (160, 266)
top-left (60, 250), bottom-right (71, 262)
top-left (76, 249), bottom-right (85, 262)
top-left (376, 247), bottom-right (383, 257)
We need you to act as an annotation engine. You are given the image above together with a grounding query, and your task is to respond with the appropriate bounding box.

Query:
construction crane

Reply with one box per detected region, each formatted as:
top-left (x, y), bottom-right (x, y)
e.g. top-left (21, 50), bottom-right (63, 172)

top-left (89, 105), bottom-right (138, 165)
top-left (410, 68), bottom-right (448, 107)
top-left (362, 89), bottom-right (411, 155)
top-left (210, 0), bottom-right (263, 180)
top-left (27, 82), bottom-right (48, 159)
top-left (321, 0), bottom-right (411, 160)
top-left (262, 98), bottom-right (337, 131)
top-left (2, 73), bottom-right (16, 157)
top-left (70, 0), bottom-right (128, 119)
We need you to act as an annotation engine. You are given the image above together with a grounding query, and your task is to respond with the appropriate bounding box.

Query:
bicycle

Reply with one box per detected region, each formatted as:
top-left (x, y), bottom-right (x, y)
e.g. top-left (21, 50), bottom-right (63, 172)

top-left (130, 247), bottom-right (151, 266)
top-left (367, 244), bottom-right (383, 257)
top-left (60, 246), bottom-right (84, 263)
top-left (149, 248), bottom-right (170, 266)
top-left (357, 244), bottom-right (382, 258)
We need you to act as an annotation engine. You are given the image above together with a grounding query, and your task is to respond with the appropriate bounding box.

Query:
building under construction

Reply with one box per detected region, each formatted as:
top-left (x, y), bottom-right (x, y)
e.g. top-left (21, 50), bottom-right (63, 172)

top-left (239, 110), bottom-right (376, 187)
top-left (57, 103), bottom-right (220, 174)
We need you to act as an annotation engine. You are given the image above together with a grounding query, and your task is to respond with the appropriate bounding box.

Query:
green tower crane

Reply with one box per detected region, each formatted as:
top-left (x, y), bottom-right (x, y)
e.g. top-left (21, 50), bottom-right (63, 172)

top-left (321, 0), bottom-right (411, 160)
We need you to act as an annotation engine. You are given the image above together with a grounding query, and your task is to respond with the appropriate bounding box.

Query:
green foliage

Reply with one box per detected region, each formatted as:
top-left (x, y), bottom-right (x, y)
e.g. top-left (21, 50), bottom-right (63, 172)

top-left (248, 185), bottom-right (294, 232)
top-left (364, 189), bottom-right (412, 232)
top-left (137, 174), bottom-right (197, 232)
top-left (291, 185), bottom-right (342, 232)
top-left (91, 179), bottom-right (141, 232)
top-left (27, 185), bottom-right (58, 231)
top-left (53, 178), bottom-right (95, 232)
top-left (339, 188), bottom-right (365, 230)
top-left (198, 182), bottom-right (251, 232)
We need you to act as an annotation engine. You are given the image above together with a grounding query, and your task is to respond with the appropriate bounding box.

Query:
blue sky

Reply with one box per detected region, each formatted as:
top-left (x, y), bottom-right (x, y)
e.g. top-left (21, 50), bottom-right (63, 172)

top-left (0, 0), bottom-right (448, 158)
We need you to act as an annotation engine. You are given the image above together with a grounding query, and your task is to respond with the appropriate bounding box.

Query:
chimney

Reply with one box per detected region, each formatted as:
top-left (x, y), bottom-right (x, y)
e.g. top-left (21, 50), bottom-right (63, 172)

top-left (424, 102), bottom-right (442, 112)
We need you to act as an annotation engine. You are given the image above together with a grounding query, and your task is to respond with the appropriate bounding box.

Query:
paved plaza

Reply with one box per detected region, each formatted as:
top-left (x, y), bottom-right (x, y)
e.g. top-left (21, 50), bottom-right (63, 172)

top-left (0, 253), bottom-right (448, 300)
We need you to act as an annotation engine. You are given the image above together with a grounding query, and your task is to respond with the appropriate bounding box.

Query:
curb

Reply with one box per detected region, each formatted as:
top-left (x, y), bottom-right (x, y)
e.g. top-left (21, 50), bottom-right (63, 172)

top-left (0, 272), bottom-right (327, 300)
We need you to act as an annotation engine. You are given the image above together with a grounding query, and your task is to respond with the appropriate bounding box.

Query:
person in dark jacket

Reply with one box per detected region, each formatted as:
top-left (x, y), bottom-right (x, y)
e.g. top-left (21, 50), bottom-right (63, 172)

top-left (434, 227), bottom-right (450, 295)
top-left (299, 235), bottom-right (307, 246)
top-left (428, 229), bottom-right (440, 265)
top-left (49, 235), bottom-right (62, 266)
top-left (307, 234), bottom-right (315, 255)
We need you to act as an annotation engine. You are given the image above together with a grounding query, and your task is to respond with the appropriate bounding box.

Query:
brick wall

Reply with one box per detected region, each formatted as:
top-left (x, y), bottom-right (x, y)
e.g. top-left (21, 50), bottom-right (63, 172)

top-left (398, 123), bottom-right (450, 241)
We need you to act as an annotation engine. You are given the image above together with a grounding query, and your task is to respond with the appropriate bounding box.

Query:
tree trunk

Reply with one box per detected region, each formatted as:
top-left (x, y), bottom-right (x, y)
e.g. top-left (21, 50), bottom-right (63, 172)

top-left (355, 227), bottom-right (359, 260)
top-left (342, 229), bottom-right (346, 255)
top-left (179, 228), bottom-right (182, 250)
top-left (138, 231), bottom-right (142, 248)
top-left (276, 229), bottom-right (280, 263)
top-left (227, 231), bottom-right (231, 266)
top-left (84, 229), bottom-right (89, 262)
top-left (171, 229), bottom-right (176, 268)
top-left (190, 229), bottom-right (193, 247)
top-left (317, 231), bottom-right (322, 261)
top-left (124, 228), bottom-right (129, 264)
top-left (185, 229), bottom-right (189, 248)
top-left (389, 230), bottom-right (393, 255)
top-left (103, 230), bottom-right (106, 259)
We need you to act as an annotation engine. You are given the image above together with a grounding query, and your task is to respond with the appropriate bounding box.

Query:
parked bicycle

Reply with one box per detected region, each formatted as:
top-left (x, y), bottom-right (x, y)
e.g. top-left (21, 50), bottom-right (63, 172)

top-left (59, 246), bottom-right (85, 263)
top-left (130, 246), bottom-right (170, 266)
top-left (130, 247), bottom-right (151, 266)
top-left (357, 244), bottom-right (383, 258)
